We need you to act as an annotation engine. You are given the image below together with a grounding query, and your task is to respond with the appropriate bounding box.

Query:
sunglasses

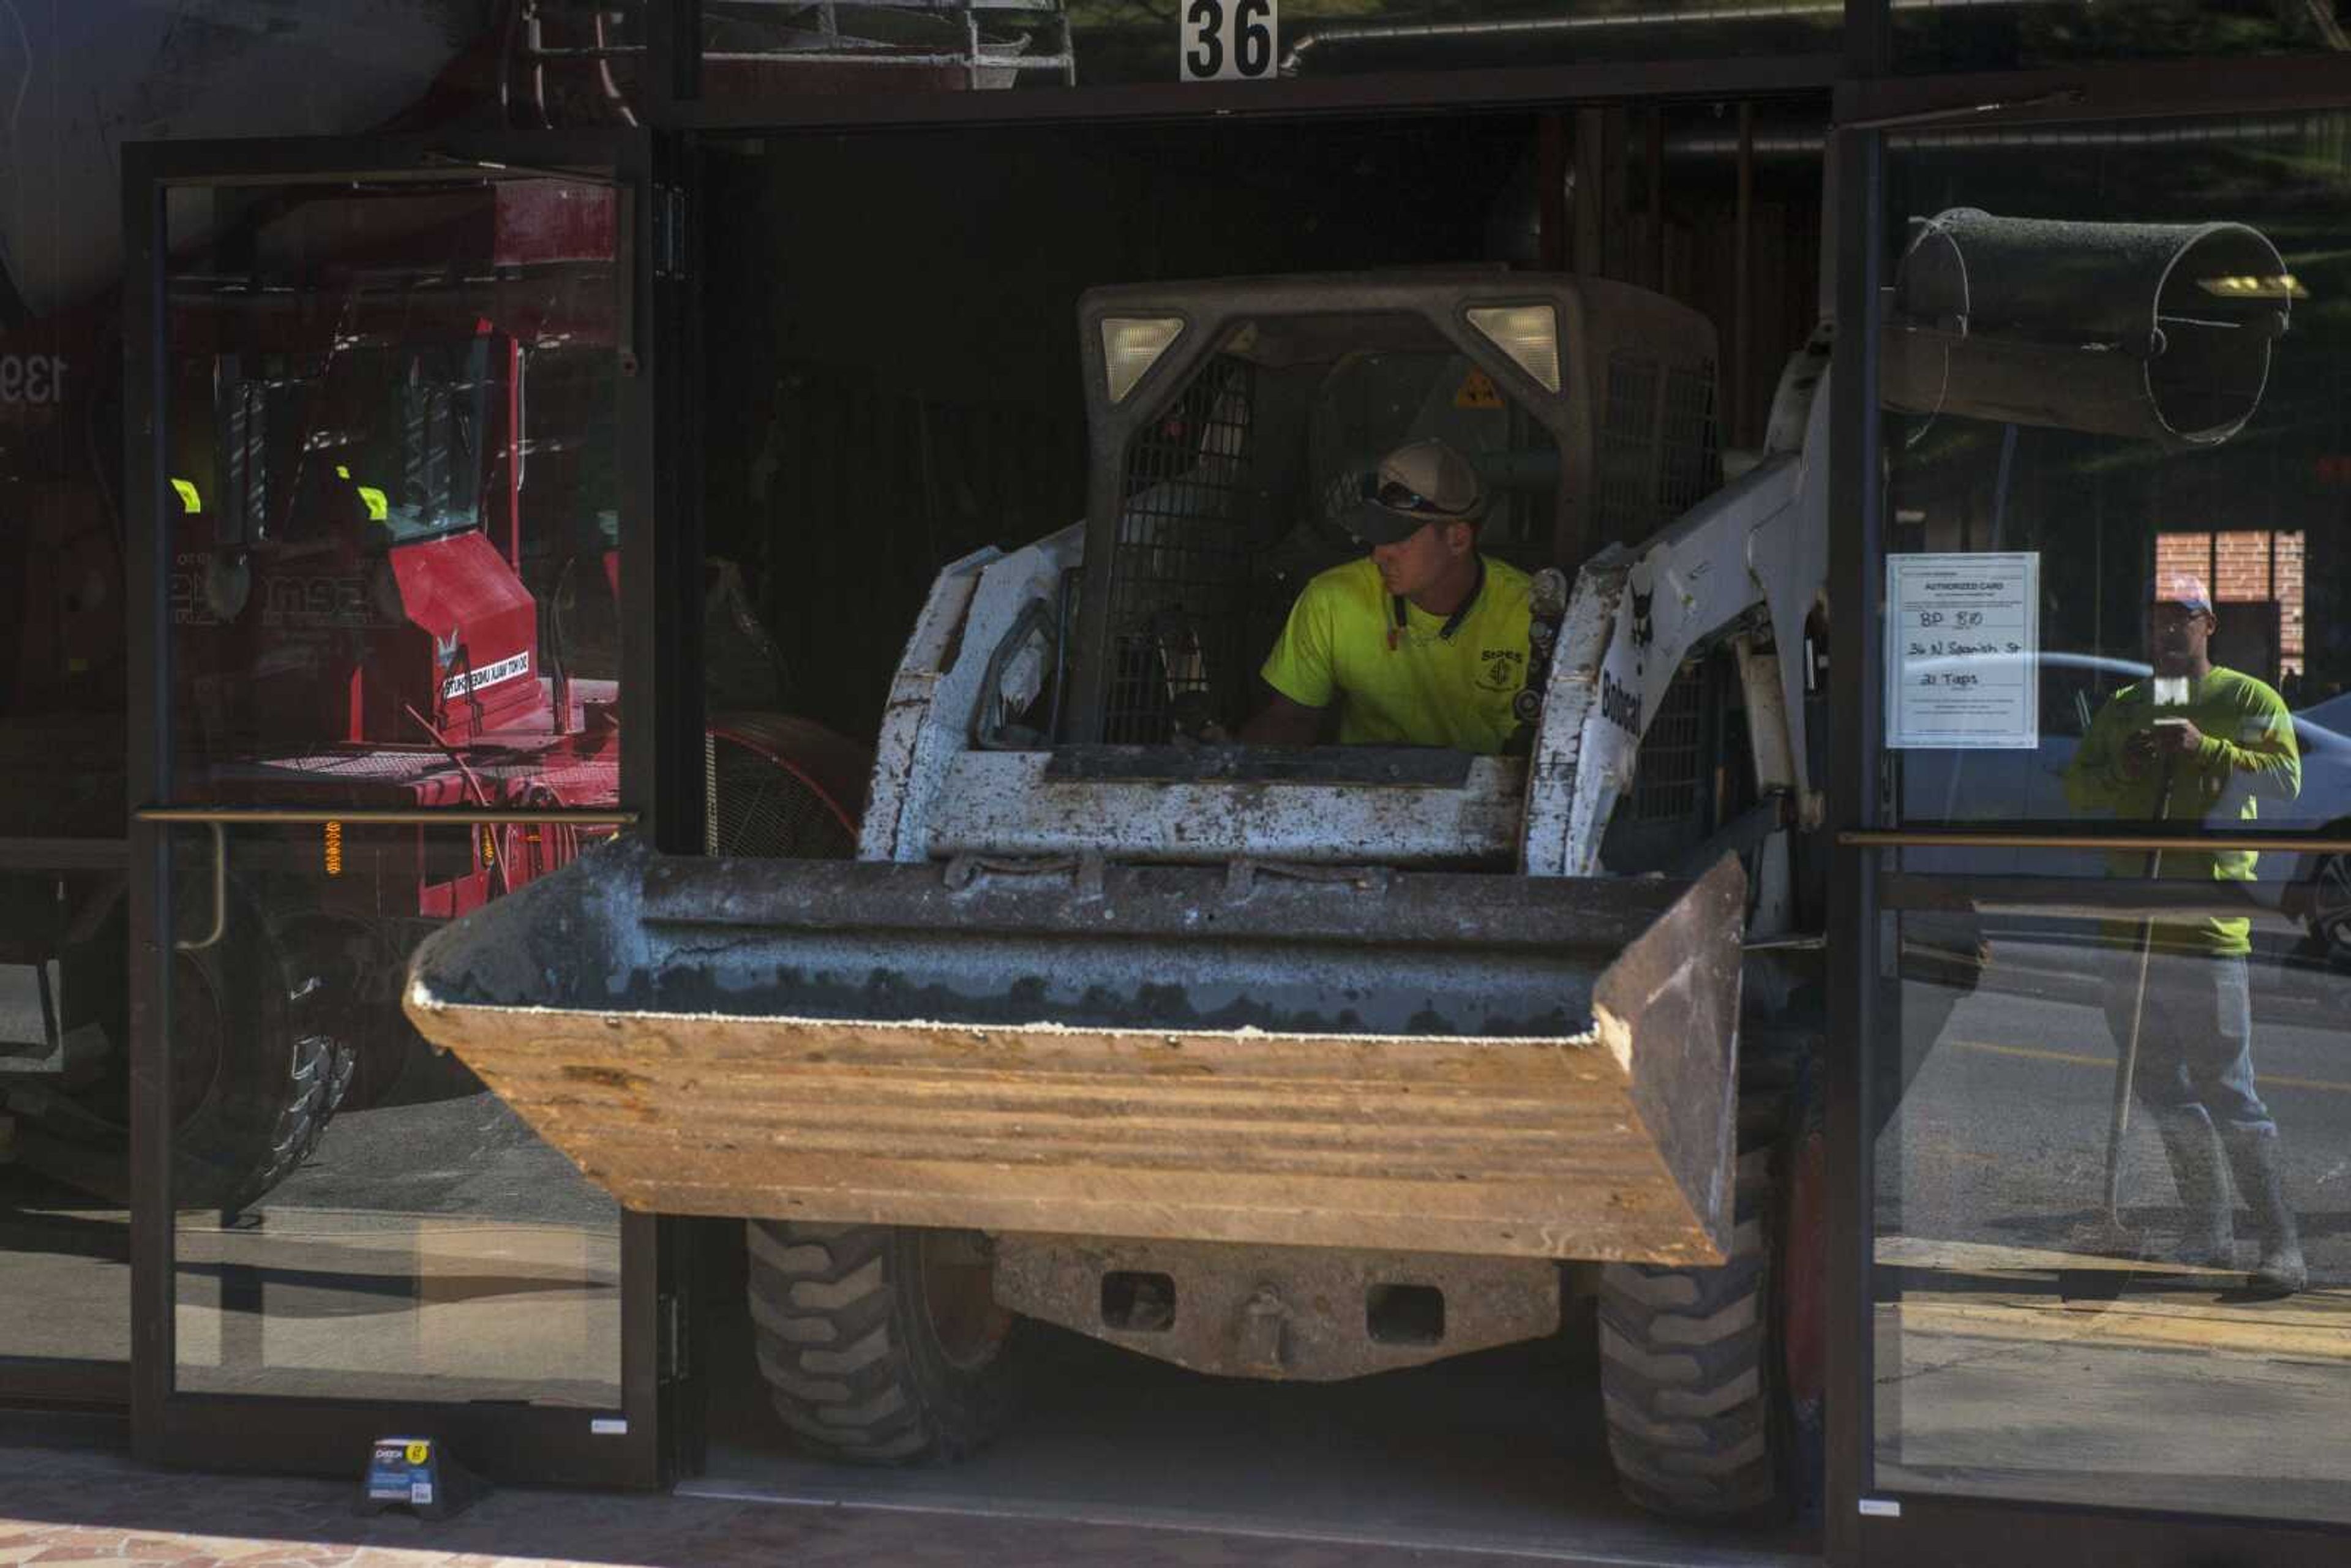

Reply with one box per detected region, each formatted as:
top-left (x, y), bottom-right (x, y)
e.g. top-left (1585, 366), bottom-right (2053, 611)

top-left (1359, 472), bottom-right (1462, 518)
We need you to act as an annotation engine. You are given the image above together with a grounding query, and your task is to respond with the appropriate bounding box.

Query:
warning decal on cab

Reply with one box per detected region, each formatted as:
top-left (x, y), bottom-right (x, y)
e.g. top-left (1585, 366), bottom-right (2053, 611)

top-left (1455, 368), bottom-right (1504, 410)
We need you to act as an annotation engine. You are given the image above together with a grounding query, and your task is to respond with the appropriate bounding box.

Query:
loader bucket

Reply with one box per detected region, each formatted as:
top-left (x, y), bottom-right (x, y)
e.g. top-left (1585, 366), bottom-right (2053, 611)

top-left (403, 842), bottom-right (1747, 1264)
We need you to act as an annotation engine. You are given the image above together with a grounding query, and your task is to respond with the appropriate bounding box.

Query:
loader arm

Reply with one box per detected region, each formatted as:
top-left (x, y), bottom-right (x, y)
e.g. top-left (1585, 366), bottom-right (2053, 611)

top-left (1522, 333), bottom-right (1831, 884)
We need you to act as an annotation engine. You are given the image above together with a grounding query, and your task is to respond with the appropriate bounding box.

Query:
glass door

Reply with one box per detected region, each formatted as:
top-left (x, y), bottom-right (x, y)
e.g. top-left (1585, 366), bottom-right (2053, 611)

top-left (124, 131), bottom-right (677, 1485)
top-left (1841, 96), bottom-right (2351, 1564)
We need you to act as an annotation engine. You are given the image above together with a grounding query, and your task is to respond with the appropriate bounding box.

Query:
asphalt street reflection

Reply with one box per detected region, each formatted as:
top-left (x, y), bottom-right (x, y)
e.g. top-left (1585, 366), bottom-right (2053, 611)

top-left (1878, 944), bottom-right (2351, 1524)
top-left (1886, 949), bottom-right (2349, 1270)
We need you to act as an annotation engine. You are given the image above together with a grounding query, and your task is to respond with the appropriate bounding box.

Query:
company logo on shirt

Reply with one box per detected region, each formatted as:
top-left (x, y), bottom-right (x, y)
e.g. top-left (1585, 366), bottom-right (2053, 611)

top-left (1478, 645), bottom-right (1525, 692)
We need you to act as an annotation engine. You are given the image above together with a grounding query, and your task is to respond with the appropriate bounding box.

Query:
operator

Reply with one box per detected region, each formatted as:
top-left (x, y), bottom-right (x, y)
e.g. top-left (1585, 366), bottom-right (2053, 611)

top-left (2061, 571), bottom-right (2306, 1293)
top-left (1240, 437), bottom-right (1531, 752)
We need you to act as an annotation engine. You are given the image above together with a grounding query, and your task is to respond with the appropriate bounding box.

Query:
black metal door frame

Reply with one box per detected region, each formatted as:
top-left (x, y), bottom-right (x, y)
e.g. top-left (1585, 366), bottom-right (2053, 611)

top-left (121, 126), bottom-right (696, 1490)
top-left (1824, 53), bottom-right (2351, 1568)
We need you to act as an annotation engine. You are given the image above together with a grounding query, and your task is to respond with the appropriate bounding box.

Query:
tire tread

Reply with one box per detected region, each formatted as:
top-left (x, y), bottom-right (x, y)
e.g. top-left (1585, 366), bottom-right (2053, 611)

top-left (746, 1221), bottom-right (1019, 1465)
top-left (1599, 1036), bottom-right (1801, 1521)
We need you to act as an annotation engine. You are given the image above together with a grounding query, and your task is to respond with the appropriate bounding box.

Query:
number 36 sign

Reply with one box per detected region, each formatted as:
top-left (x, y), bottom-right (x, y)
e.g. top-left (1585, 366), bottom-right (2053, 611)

top-left (1182, 0), bottom-right (1277, 80)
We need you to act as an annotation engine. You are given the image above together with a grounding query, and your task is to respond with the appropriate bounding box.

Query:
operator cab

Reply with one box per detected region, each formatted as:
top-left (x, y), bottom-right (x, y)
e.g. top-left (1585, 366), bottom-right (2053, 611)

top-left (968, 272), bottom-right (1739, 871)
top-left (1090, 310), bottom-right (1557, 750)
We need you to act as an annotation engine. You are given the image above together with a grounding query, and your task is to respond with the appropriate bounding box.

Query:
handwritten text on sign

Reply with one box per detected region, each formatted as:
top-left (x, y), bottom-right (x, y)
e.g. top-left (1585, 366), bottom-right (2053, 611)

top-left (1886, 552), bottom-right (2039, 749)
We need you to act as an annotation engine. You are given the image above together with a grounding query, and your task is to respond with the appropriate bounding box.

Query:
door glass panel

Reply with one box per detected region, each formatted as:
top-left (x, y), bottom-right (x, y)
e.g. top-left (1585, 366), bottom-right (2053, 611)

top-left (158, 176), bottom-right (623, 1406)
top-left (3, 14), bottom-right (478, 1379)
top-left (1872, 110), bottom-right (2351, 1523)
top-left (0, 84), bottom-right (132, 1368)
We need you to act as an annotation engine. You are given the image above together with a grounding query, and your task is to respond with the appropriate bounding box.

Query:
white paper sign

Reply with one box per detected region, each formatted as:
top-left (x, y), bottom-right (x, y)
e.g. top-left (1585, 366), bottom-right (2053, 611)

top-left (1181, 0), bottom-right (1278, 81)
top-left (1886, 552), bottom-right (2039, 749)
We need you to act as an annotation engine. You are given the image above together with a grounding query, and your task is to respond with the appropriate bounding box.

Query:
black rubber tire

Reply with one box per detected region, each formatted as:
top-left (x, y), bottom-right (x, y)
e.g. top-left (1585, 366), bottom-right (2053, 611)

top-left (164, 884), bottom-right (358, 1214)
top-left (2301, 846), bottom-right (2351, 970)
top-left (242, 915), bottom-right (361, 1194)
top-left (746, 1221), bottom-right (1026, 1464)
top-left (1597, 1040), bottom-right (1808, 1520)
top-left (45, 880), bottom-right (356, 1213)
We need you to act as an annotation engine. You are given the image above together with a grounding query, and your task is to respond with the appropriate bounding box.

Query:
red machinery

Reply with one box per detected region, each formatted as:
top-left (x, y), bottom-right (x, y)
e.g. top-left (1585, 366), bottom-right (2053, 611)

top-left (1, 176), bottom-right (857, 1211)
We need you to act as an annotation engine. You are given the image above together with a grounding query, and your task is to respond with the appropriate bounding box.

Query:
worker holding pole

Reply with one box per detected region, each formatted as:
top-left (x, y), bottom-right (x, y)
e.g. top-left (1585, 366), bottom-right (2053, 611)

top-left (2062, 571), bottom-right (2306, 1293)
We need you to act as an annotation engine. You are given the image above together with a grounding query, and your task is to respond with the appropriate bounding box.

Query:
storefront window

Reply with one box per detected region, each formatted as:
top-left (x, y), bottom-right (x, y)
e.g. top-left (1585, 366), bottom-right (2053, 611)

top-left (154, 825), bottom-right (623, 1407)
top-left (1, 5), bottom-right (561, 1395)
top-left (148, 178), bottom-right (625, 1407)
top-left (1872, 110), bottom-right (2351, 1523)
top-left (0, 232), bottom-right (132, 1369)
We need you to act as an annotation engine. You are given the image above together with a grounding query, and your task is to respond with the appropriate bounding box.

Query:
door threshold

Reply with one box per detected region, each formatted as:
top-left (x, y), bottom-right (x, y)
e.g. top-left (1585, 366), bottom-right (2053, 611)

top-left (680, 1457), bottom-right (1819, 1568)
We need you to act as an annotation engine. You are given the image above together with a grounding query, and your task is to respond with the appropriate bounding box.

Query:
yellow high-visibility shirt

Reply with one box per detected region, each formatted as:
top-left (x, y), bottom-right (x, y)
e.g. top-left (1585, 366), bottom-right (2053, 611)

top-left (1260, 555), bottom-right (1532, 754)
top-left (2061, 666), bottom-right (2301, 956)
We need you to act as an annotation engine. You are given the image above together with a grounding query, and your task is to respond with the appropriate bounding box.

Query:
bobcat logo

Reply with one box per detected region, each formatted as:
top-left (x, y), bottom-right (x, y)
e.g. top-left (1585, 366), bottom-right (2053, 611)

top-left (1602, 669), bottom-right (1643, 735)
top-left (1630, 583), bottom-right (1655, 653)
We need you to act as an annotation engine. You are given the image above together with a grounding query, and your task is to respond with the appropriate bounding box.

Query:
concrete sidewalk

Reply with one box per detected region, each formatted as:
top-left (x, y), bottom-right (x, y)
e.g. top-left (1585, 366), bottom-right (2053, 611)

top-left (0, 1438), bottom-right (1694, 1568)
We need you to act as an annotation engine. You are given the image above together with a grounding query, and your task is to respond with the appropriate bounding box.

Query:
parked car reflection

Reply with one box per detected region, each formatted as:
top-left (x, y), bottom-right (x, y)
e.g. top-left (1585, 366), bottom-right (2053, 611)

top-left (1899, 650), bottom-right (2351, 967)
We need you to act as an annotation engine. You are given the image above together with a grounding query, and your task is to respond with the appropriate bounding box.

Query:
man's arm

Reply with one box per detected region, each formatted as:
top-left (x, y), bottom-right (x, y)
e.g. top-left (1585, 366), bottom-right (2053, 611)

top-left (1240, 689), bottom-right (1328, 746)
top-left (1248, 576), bottom-right (1339, 746)
top-left (2096, 681), bottom-right (2301, 811)
top-left (2182, 684), bottom-right (2302, 804)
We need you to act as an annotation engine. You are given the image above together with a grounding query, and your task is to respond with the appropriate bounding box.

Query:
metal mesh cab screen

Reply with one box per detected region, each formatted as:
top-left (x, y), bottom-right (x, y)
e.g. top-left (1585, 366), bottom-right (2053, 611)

top-left (1595, 352), bottom-right (1660, 547)
top-left (1600, 660), bottom-right (1715, 874)
top-left (1659, 363), bottom-right (1722, 518)
top-left (1631, 664), bottom-right (1705, 823)
top-left (1099, 357), bottom-right (1257, 745)
top-left (1597, 352), bottom-right (1723, 547)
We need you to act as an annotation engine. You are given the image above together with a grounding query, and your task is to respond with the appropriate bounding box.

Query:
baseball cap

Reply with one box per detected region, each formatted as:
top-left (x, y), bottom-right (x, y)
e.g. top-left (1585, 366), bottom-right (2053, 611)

top-left (1342, 438), bottom-right (1488, 547)
top-left (2148, 570), bottom-right (2214, 617)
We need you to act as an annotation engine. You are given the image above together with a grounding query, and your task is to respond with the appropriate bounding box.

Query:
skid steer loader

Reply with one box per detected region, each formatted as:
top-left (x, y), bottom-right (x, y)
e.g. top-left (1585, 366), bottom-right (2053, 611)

top-left (402, 212), bottom-right (2290, 1517)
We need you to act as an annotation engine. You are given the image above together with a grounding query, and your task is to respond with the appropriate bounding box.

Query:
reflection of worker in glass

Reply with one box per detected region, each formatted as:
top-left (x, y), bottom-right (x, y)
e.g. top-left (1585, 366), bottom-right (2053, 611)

top-left (1242, 439), bottom-right (1531, 752)
top-left (2062, 571), bottom-right (2306, 1292)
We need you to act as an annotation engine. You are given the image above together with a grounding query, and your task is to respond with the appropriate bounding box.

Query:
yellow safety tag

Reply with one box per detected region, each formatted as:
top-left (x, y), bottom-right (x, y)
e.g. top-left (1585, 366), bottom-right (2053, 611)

top-left (336, 464), bottom-right (351, 479)
top-left (358, 486), bottom-right (389, 523)
top-left (170, 478), bottom-right (202, 514)
top-left (1454, 369), bottom-right (1504, 410)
